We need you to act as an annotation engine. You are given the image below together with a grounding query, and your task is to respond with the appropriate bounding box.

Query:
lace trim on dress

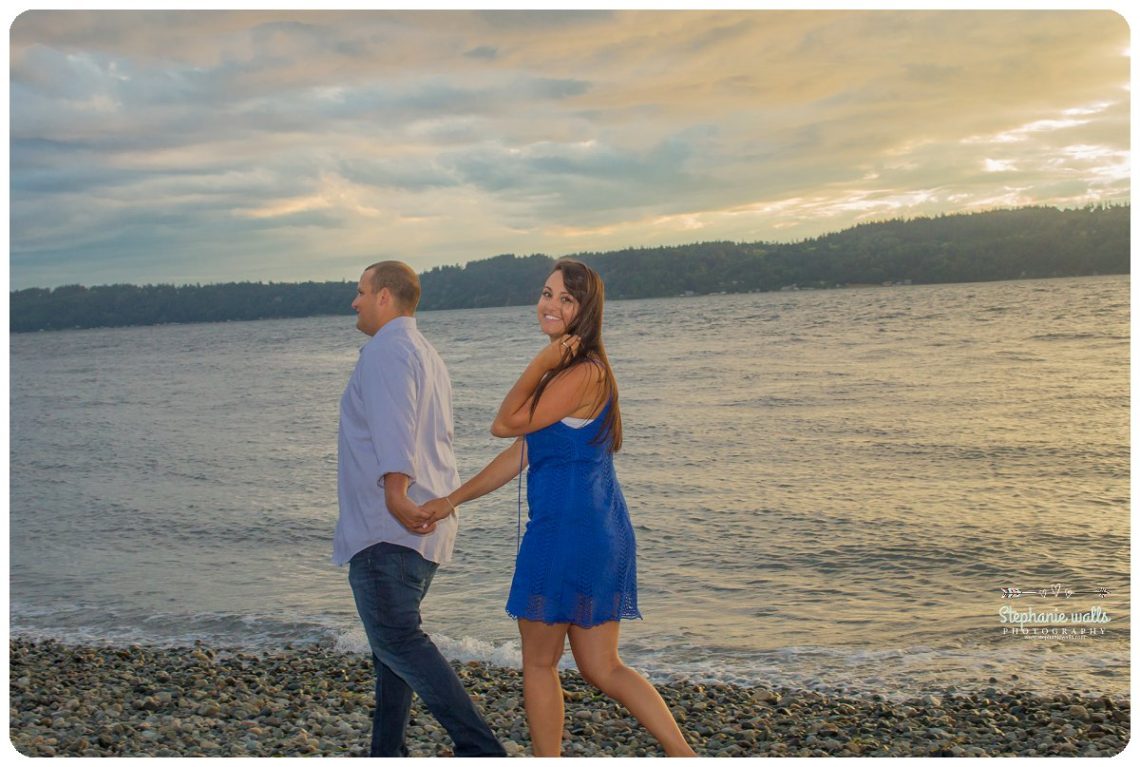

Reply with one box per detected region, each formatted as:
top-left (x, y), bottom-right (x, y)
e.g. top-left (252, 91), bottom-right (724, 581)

top-left (506, 592), bottom-right (642, 627)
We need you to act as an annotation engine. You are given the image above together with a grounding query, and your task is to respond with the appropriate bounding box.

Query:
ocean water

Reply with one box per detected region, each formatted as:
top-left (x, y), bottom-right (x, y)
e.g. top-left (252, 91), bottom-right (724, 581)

top-left (8, 275), bottom-right (1130, 699)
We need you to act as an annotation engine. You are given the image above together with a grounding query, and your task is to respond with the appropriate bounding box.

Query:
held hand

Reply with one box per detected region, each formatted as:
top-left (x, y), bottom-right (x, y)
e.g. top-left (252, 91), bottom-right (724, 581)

top-left (389, 497), bottom-right (437, 535)
top-left (410, 509), bottom-right (438, 535)
top-left (421, 497), bottom-right (458, 526)
top-left (535, 334), bottom-right (581, 371)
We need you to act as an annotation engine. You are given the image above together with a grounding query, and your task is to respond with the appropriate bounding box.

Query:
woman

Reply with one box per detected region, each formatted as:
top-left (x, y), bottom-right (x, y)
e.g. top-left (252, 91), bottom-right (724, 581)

top-left (421, 259), bottom-right (695, 757)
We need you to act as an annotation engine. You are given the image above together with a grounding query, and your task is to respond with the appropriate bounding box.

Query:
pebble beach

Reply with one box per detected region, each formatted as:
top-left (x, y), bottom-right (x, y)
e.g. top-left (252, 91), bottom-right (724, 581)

top-left (8, 638), bottom-right (1129, 758)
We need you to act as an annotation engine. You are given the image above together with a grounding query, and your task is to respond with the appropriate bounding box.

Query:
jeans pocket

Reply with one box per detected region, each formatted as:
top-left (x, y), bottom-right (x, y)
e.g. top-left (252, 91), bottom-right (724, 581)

top-left (399, 549), bottom-right (438, 591)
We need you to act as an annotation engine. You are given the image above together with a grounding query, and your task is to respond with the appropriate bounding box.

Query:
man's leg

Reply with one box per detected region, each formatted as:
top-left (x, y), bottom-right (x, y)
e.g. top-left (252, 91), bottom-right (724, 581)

top-left (350, 546), bottom-right (417, 757)
top-left (349, 542), bottom-right (505, 757)
top-left (370, 654), bottom-right (413, 757)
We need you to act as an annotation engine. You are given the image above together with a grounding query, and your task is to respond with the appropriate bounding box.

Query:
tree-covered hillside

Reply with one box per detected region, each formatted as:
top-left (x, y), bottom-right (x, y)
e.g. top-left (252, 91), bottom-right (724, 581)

top-left (9, 205), bottom-right (1128, 332)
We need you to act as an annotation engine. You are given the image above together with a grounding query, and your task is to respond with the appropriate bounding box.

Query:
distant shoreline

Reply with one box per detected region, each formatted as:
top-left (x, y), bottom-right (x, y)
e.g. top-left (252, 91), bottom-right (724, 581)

top-left (9, 637), bottom-right (1130, 757)
top-left (8, 272), bottom-right (1127, 335)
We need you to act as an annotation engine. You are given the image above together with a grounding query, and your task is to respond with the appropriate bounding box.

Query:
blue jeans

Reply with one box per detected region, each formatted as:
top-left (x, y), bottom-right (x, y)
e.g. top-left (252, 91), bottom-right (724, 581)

top-left (348, 541), bottom-right (505, 758)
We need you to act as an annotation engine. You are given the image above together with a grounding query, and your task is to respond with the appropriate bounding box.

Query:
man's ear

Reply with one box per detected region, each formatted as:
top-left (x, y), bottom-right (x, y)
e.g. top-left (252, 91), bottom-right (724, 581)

top-left (377, 286), bottom-right (391, 306)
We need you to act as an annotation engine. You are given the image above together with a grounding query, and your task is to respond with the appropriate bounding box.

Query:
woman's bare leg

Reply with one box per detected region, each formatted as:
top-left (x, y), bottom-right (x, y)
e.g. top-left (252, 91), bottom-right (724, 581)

top-left (568, 621), bottom-right (696, 756)
top-left (518, 619), bottom-right (571, 756)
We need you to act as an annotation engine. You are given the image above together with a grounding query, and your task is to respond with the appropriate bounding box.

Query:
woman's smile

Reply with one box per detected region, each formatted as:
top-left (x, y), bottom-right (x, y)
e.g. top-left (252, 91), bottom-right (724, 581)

top-left (537, 270), bottom-right (578, 337)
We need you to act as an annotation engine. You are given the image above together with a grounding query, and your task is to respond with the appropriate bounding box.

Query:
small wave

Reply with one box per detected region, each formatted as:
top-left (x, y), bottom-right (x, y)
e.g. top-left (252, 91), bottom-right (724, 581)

top-left (639, 643), bottom-right (1130, 699)
top-left (1028, 332), bottom-right (1104, 342)
top-left (8, 606), bottom-right (346, 651)
top-left (332, 628), bottom-right (555, 672)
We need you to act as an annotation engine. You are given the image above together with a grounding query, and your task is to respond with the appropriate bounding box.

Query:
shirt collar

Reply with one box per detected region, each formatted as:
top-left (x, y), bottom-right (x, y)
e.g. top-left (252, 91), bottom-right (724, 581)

top-left (374, 315), bottom-right (416, 339)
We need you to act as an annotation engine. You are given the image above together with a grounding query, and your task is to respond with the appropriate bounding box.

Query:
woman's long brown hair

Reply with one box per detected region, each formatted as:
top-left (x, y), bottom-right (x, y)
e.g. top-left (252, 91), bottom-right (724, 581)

top-left (528, 259), bottom-right (623, 452)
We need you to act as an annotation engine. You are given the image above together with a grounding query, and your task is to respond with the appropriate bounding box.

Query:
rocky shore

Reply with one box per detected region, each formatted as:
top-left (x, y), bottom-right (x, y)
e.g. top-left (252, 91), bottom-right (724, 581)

top-left (9, 638), bottom-right (1129, 757)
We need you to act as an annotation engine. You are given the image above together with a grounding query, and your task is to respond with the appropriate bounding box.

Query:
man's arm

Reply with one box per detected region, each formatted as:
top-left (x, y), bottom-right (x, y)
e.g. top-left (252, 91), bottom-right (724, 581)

top-left (384, 472), bottom-right (436, 534)
top-left (359, 343), bottom-right (433, 533)
top-left (362, 346), bottom-right (419, 482)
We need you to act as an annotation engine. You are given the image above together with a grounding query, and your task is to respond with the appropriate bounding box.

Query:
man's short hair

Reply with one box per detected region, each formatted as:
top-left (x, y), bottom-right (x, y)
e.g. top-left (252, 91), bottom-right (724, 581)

top-left (366, 261), bottom-right (421, 312)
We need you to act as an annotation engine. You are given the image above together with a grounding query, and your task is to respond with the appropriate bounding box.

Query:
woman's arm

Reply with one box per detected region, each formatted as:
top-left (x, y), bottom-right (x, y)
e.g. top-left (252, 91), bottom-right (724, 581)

top-left (491, 337), bottom-right (602, 437)
top-left (419, 438), bottom-right (528, 526)
top-left (452, 437), bottom-right (528, 505)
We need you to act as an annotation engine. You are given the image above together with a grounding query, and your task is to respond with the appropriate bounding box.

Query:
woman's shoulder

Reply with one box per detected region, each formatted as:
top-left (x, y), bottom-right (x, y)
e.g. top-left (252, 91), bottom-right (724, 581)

top-left (577, 353), bottom-right (608, 378)
top-left (554, 356), bottom-right (606, 395)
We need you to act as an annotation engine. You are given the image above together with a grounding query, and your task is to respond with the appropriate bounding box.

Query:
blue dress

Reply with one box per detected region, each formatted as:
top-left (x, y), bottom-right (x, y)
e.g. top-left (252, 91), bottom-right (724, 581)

top-left (506, 400), bottom-right (642, 627)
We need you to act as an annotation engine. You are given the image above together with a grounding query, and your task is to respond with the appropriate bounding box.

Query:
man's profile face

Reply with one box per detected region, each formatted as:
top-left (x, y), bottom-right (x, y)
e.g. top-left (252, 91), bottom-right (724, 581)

top-left (352, 270), bottom-right (384, 336)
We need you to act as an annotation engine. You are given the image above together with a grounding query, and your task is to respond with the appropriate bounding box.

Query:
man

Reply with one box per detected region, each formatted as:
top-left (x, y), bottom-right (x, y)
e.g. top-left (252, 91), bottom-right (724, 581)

top-left (333, 261), bottom-right (505, 758)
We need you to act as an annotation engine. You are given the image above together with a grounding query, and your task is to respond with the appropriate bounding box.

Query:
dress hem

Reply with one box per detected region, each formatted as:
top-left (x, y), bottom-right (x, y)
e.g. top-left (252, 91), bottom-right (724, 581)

top-left (504, 608), bottom-right (643, 628)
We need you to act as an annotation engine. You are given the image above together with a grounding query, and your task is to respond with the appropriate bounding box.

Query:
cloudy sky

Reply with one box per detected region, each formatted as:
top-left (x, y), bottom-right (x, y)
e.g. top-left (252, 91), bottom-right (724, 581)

top-left (7, 8), bottom-right (1131, 289)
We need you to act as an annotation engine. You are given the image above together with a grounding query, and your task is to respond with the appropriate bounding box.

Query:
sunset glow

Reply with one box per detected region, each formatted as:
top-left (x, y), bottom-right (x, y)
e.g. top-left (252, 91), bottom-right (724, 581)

top-left (7, 9), bottom-right (1130, 288)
